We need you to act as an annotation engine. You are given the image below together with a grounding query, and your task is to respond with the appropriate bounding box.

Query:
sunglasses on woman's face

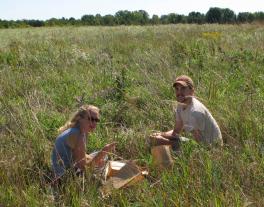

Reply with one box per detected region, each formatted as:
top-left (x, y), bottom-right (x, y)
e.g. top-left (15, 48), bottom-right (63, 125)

top-left (90, 117), bottom-right (100, 123)
top-left (85, 116), bottom-right (100, 123)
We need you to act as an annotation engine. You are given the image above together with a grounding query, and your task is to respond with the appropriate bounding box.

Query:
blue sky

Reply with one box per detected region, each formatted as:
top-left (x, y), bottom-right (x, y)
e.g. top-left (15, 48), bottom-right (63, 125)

top-left (1, 0), bottom-right (263, 20)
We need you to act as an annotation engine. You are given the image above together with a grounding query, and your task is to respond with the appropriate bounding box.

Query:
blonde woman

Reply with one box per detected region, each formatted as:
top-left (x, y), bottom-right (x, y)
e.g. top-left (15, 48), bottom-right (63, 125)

top-left (51, 105), bottom-right (115, 179)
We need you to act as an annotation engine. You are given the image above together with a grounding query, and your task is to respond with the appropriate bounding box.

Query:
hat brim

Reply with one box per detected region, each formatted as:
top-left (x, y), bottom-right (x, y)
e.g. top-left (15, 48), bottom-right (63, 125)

top-left (173, 81), bottom-right (188, 87)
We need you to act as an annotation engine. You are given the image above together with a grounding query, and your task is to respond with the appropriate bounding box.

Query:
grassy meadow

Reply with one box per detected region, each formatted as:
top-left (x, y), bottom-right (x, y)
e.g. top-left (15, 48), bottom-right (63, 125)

top-left (0, 24), bottom-right (264, 206)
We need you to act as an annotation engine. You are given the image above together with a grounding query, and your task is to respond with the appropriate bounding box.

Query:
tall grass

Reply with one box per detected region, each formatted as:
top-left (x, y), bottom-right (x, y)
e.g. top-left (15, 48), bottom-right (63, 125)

top-left (0, 24), bottom-right (264, 206)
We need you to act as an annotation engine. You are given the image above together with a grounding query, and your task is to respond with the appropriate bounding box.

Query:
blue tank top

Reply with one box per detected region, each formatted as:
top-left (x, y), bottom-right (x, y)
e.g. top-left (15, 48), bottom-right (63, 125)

top-left (51, 127), bottom-right (82, 176)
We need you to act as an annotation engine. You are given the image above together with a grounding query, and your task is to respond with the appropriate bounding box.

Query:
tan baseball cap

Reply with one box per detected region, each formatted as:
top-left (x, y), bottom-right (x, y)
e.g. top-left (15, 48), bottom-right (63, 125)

top-left (173, 75), bottom-right (194, 89)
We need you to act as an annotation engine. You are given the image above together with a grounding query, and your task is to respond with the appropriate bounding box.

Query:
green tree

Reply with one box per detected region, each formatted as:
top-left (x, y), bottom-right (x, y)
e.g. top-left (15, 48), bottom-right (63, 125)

top-left (68, 17), bottom-right (76, 25)
top-left (95, 14), bottom-right (102, 25)
top-left (137, 10), bottom-right (149, 24)
top-left (254, 12), bottom-right (264, 22)
top-left (115, 10), bottom-right (132, 25)
top-left (151, 14), bottom-right (160, 24)
top-left (130, 10), bottom-right (149, 25)
top-left (237, 12), bottom-right (254, 23)
top-left (206, 7), bottom-right (222, 23)
top-left (221, 8), bottom-right (236, 23)
top-left (102, 15), bottom-right (116, 26)
top-left (45, 18), bottom-right (64, 26)
top-left (167, 13), bottom-right (178, 23)
top-left (160, 15), bottom-right (169, 24)
top-left (81, 15), bottom-right (96, 25)
top-left (188, 12), bottom-right (205, 24)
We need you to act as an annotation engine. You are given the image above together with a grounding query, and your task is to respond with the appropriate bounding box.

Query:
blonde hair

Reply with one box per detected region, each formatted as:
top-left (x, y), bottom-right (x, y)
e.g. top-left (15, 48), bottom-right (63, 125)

top-left (58, 105), bottom-right (100, 133)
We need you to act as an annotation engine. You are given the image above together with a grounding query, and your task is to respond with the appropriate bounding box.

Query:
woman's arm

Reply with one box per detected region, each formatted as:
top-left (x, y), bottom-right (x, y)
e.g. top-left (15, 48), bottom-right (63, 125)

top-left (89, 143), bottom-right (116, 168)
top-left (72, 133), bottom-right (87, 170)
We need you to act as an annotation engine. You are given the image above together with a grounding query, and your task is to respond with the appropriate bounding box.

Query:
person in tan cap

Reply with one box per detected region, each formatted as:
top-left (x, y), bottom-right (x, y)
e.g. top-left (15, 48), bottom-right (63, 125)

top-left (150, 75), bottom-right (223, 149)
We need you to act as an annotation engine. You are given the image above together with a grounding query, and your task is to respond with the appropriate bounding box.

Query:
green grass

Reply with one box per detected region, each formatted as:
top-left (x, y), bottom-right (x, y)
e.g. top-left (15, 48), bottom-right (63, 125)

top-left (0, 24), bottom-right (264, 206)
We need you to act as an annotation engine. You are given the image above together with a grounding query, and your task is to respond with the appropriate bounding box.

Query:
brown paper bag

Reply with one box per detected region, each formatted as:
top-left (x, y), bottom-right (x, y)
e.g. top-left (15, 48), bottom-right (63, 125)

top-left (151, 145), bottom-right (173, 170)
top-left (101, 161), bottom-right (148, 195)
top-left (104, 161), bottom-right (127, 179)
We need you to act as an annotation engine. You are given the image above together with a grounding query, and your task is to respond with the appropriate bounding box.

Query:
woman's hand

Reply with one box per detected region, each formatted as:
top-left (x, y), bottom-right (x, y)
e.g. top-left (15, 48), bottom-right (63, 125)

top-left (102, 142), bottom-right (116, 153)
top-left (89, 142), bottom-right (117, 168)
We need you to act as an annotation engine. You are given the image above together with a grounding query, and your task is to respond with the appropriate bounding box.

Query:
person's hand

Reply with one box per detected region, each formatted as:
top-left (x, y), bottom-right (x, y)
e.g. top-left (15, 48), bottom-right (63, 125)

top-left (102, 142), bottom-right (116, 153)
top-left (170, 133), bottom-right (180, 140)
top-left (85, 154), bottom-right (93, 165)
top-left (150, 131), bottom-right (162, 138)
top-left (192, 130), bottom-right (201, 142)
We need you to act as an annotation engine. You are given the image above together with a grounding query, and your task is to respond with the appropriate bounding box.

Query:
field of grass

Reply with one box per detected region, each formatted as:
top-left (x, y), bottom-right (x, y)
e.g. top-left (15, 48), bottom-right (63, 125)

top-left (0, 24), bottom-right (264, 206)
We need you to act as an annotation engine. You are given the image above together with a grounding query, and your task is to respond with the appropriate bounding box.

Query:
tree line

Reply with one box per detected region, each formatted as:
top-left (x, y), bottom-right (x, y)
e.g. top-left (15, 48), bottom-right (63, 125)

top-left (1, 7), bottom-right (264, 28)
